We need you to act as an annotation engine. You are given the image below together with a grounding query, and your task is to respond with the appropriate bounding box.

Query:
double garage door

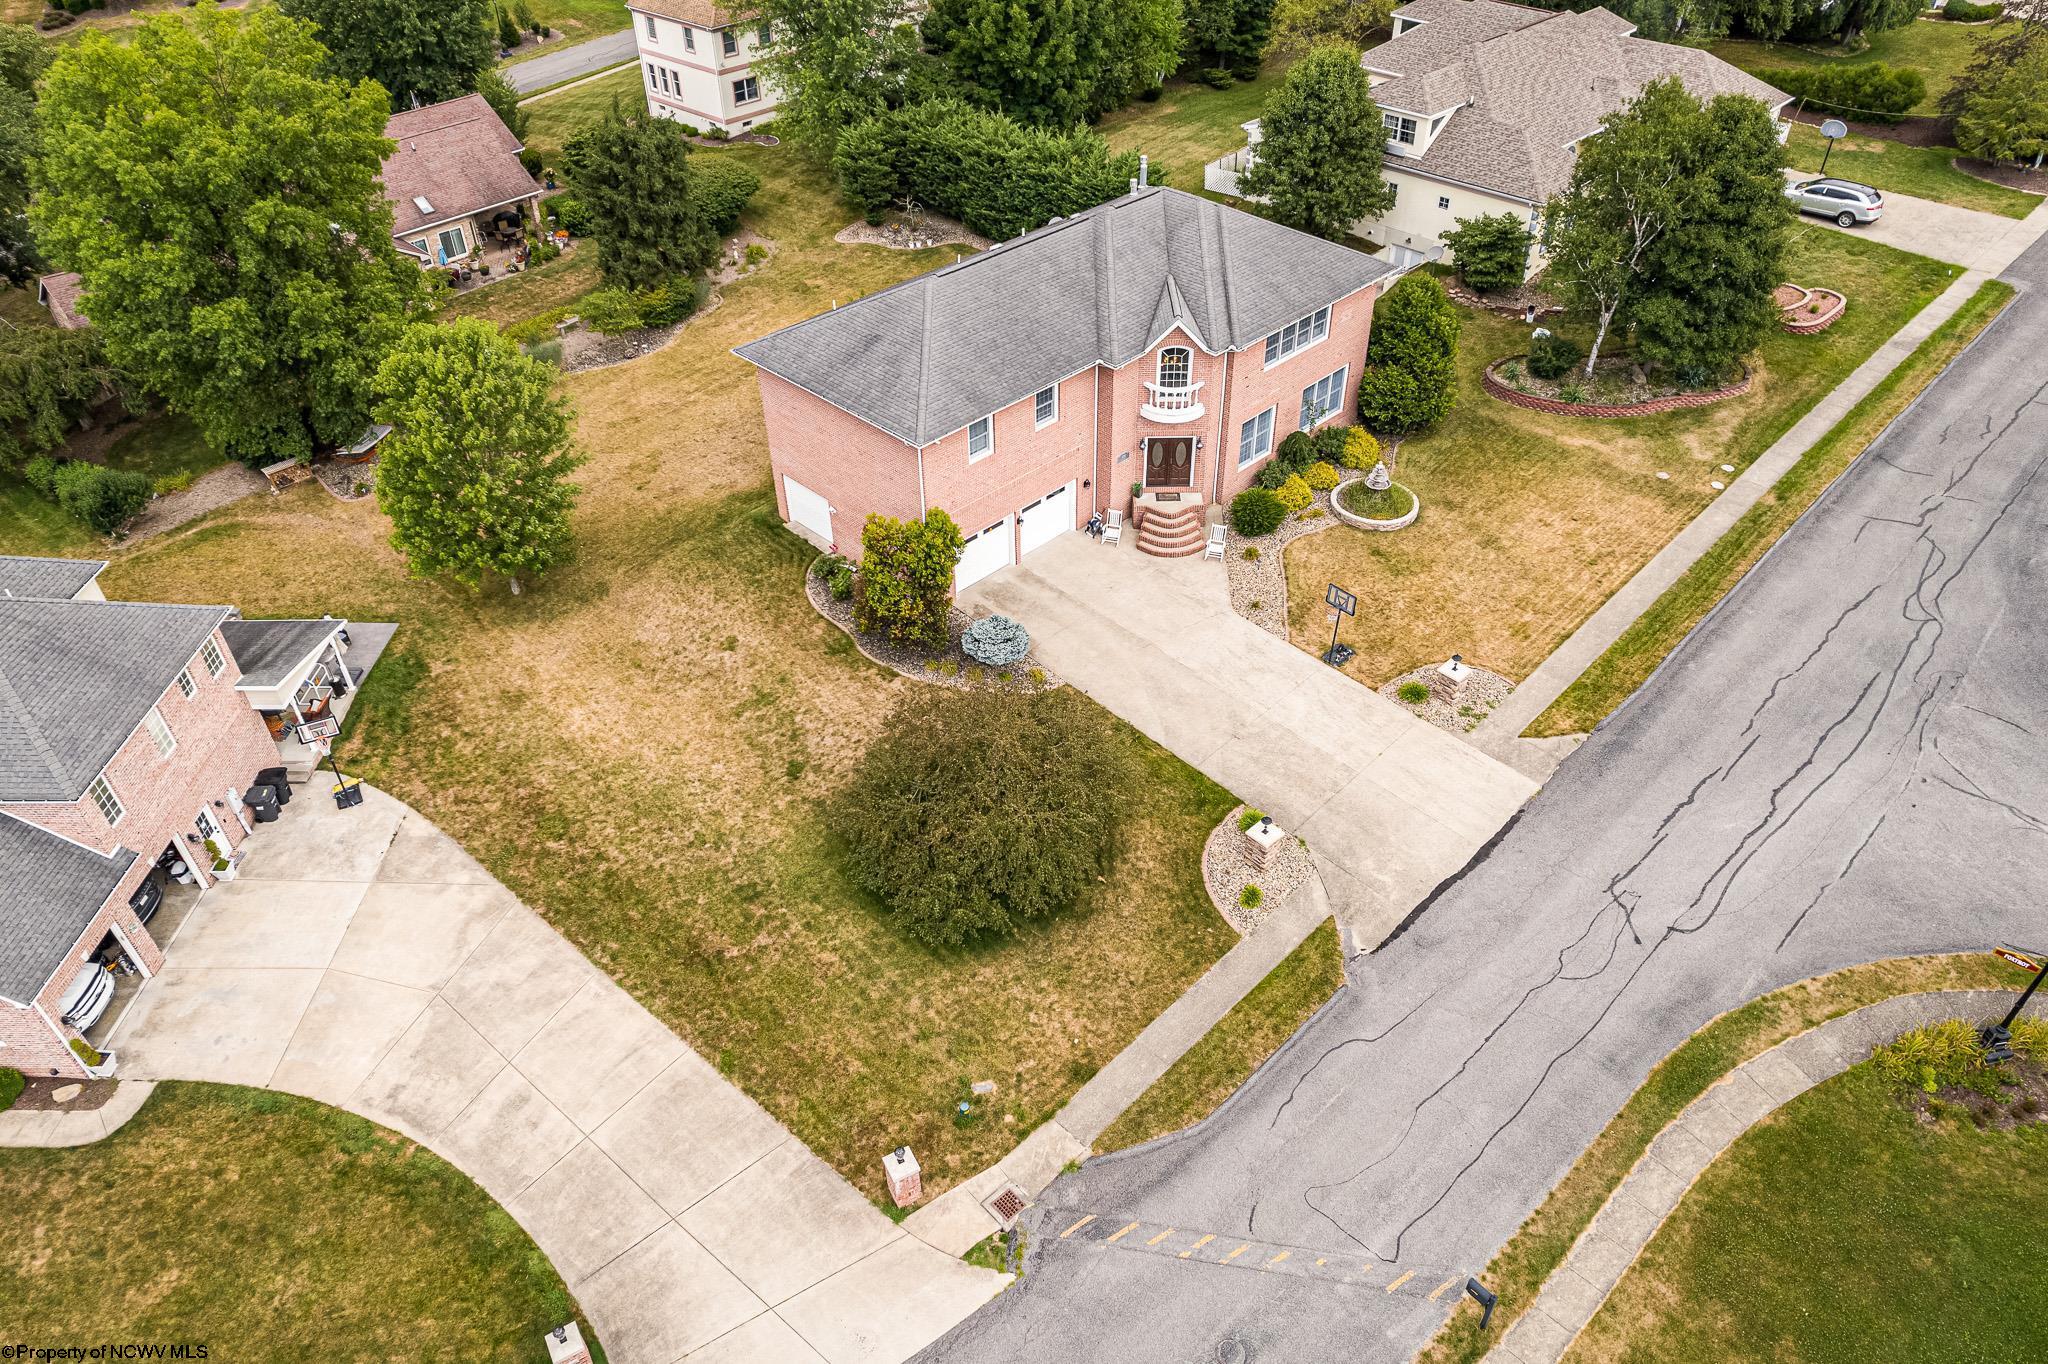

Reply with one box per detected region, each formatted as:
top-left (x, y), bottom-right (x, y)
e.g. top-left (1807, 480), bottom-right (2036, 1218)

top-left (955, 480), bottom-right (1075, 592)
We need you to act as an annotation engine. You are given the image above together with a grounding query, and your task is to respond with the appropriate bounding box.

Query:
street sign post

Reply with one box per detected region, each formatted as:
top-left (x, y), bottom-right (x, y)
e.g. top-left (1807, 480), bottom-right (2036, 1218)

top-left (1981, 942), bottom-right (2047, 1061)
top-left (1323, 582), bottom-right (1357, 667)
top-left (1818, 117), bottom-right (1848, 175)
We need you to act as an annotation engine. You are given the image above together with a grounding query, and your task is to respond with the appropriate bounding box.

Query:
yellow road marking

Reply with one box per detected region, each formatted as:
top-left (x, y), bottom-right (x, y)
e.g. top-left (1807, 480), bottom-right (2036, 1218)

top-left (1179, 1233), bottom-right (1216, 1259)
top-left (1354, 1262), bottom-right (1373, 1275)
top-left (1222, 1243), bottom-right (1252, 1263)
top-left (1268, 1251), bottom-right (1291, 1266)
top-left (1315, 1258), bottom-right (1328, 1267)
top-left (1147, 1227), bottom-right (1177, 1246)
top-left (1429, 1278), bottom-right (1459, 1302)
top-left (1106, 1222), bottom-right (1141, 1244)
top-left (1060, 1215), bottom-right (1096, 1239)
top-left (1386, 1271), bottom-right (1415, 1294)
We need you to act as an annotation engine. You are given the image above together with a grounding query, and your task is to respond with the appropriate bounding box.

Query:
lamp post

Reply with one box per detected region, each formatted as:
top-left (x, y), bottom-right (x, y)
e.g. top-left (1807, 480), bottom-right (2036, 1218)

top-left (1980, 942), bottom-right (2046, 1062)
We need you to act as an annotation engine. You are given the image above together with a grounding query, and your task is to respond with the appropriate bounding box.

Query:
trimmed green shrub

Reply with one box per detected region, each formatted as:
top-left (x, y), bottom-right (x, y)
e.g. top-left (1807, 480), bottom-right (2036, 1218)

top-left (634, 277), bottom-right (701, 328)
top-left (23, 454), bottom-right (62, 497)
top-left (852, 510), bottom-right (964, 648)
top-left (1397, 680), bottom-right (1430, 704)
top-left (1310, 424), bottom-right (1352, 465)
top-left (1940, 1), bottom-right (2001, 19)
top-left (1303, 460), bottom-right (1339, 492)
top-left (961, 613), bottom-right (1031, 666)
top-left (1526, 332), bottom-right (1584, 380)
top-left (45, 461), bottom-right (151, 532)
top-left (1356, 273), bottom-right (1461, 434)
top-left (0, 1066), bottom-right (21, 1113)
top-left (1237, 807), bottom-right (1267, 832)
top-left (1273, 474), bottom-right (1312, 513)
top-left (817, 552), bottom-right (856, 600)
top-left (1253, 461), bottom-right (1293, 491)
top-left (835, 689), bottom-right (1128, 946)
top-left (1774, 64), bottom-right (1925, 124)
top-left (1230, 486), bottom-right (1286, 536)
top-left (1442, 212), bottom-right (1531, 293)
top-left (1202, 67), bottom-right (1234, 88)
top-left (545, 194), bottom-right (594, 236)
top-left (692, 157), bottom-right (762, 234)
top-left (578, 288), bottom-right (643, 334)
top-left (1336, 427), bottom-right (1379, 470)
top-left (518, 147), bottom-right (543, 176)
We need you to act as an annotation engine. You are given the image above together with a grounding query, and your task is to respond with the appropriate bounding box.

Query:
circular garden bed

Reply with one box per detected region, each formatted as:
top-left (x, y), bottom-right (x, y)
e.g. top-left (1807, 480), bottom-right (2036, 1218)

top-left (1483, 356), bottom-right (1750, 418)
top-left (1775, 283), bottom-right (1847, 334)
top-left (1331, 476), bottom-right (1419, 531)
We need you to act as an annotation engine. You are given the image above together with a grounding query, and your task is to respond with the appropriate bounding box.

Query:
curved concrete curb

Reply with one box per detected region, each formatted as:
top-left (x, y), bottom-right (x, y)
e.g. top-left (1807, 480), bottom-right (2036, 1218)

top-left (1484, 989), bottom-right (2047, 1364)
top-left (1330, 476), bottom-right (1421, 531)
top-left (0, 1081), bottom-right (156, 1149)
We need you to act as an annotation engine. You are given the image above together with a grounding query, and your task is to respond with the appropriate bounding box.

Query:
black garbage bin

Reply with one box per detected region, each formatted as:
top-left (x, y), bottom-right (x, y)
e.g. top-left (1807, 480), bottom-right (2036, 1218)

top-left (255, 766), bottom-right (292, 805)
top-left (246, 784), bottom-right (281, 823)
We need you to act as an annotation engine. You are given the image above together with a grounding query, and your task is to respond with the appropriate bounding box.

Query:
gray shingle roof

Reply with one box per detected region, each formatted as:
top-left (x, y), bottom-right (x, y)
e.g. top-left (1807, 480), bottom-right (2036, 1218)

top-left (1370, 0), bottom-right (1790, 204)
top-left (0, 599), bottom-right (232, 802)
top-left (0, 556), bottom-right (106, 601)
top-left (0, 812), bottom-right (133, 1005)
top-left (734, 186), bottom-right (1394, 447)
top-left (219, 619), bottom-right (343, 690)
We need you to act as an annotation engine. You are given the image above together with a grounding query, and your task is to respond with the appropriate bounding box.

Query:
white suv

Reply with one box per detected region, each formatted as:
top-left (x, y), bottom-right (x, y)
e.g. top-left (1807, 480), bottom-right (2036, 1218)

top-left (1785, 178), bottom-right (1884, 227)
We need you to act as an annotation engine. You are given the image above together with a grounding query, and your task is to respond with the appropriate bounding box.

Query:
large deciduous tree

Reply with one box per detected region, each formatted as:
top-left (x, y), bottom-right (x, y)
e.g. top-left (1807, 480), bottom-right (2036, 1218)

top-left (277, 0), bottom-right (496, 106)
top-left (562, 106), bottom-right (719, 289)
top-left (0, 328), bottom-right (126, 468)
top-left (1269, 0), bottom-right (1393, 54)
top-left (1238, 45), bottom-right (1393, 240)
top-left (1094, 0), bottom-right (1184, 114)
top-left (753, 0), bottom-right (924, 156)
top-left (0, 24), bottom-right (52, 282)
top-left (32, 6), bottom-right (429, 464)
top-left (372, 319), bottom-right (582, 594)
top-left (921, 0), bottom-right (1108, 128)
top-left (1185, 0), bottom-right (1275, 76)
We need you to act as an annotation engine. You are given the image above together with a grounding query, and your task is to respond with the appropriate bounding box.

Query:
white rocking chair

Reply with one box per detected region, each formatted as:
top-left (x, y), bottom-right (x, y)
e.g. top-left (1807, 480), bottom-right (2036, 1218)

top-left (1102, 508), bottom-right (1124, 546)
top-left (1203, 523), bottom-right (1226, 560)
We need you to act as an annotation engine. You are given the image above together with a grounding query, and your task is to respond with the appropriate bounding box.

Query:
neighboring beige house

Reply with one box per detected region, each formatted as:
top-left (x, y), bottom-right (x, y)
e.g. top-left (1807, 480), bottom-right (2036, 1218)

top-left (384, 94), bottom-right (545, 269)
top-left (628, 0), bottom-right (780, 135)
top-left (35, 273), bottom-right (87, 331)
top-left (1207, 0), bottom-right (1791, 272)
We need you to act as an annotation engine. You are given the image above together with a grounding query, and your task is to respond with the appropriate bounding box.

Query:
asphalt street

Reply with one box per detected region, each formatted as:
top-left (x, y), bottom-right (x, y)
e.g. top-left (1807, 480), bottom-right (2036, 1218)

top-left (918, 241), bottom-right (2048, 1363)
top-left (503, 30), bottom-right (636, 93)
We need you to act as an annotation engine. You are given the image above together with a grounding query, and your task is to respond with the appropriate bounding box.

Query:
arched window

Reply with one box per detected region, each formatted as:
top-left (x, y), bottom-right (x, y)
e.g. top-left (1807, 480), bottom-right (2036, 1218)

top-left (1157, 347), bottom-right (1191, 390)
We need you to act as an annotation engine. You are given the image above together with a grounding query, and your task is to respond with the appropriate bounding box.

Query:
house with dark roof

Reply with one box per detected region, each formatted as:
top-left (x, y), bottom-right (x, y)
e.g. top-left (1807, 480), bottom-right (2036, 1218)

top-left (0, 557), bottom-right (379, 1080)
top-left (735, 185), bottom-right (1394, 586)
top-left (1207, 0), bottom-right (1790, 270)
top-left (628, 0), bottom-right (779, 135)
top-left (384, 93), bottom-right (544, 269)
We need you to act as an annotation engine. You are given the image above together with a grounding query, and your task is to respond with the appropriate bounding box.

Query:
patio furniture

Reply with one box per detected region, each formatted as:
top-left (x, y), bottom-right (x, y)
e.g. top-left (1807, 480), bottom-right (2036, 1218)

top-left (1203, 523), bottom-right (1225, 560)
top-left (1102, 508), bottom-right (1123, 546)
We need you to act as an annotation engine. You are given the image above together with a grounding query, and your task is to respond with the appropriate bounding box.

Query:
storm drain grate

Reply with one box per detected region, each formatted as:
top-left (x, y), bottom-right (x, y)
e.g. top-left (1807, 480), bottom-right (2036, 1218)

top-left (983, 1185), bottom-right (1029, 1229)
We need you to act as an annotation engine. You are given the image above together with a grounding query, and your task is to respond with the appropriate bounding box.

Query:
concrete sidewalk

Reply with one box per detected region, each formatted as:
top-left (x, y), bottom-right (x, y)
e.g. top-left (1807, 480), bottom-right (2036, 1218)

top-left (112, 784), bottom-right (1003, 1364)
top-left (964, 534), bottom-right (1537, 946)
top-left (0, 1081), bottom-right (155, 1148)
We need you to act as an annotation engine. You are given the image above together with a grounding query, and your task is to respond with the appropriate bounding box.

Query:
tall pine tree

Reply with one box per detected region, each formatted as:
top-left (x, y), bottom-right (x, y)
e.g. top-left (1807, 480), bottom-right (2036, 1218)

top-left (562, 106), bottom-right (719, 289)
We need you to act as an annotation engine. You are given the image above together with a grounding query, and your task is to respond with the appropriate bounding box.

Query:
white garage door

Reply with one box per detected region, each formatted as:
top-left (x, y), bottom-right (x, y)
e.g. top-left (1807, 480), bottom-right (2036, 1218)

top-left (783, 476), bottom-right (833, 545)
top-left (955, 515), bottom-right (1014, 592)
top-left (1017, 481), bottom-right (1076, 558)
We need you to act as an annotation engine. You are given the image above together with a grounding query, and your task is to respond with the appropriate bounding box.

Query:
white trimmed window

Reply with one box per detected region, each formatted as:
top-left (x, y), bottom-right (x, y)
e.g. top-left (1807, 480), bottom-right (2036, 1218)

top-left (200, 636), bottom-right (225, 677)
top-left (88, 775), bottom-right (123, 826)
top-left (143, 706), bottom-right (175, 759)
top-left (1034, 385), bottom-right (1058, 428)
top-left (721, 27), bottom-right (738, 55)
top-left (967, 415), bottom-right (994, 462)
top-left (733, 75), bottom-right (760, 103)
top-left (1300, 367), bottom-right (1348, 430)
top-left (1157, 346), bottom-right (1192, 389)
top-left (175, 668), bottom-right (196, 700)
top-left (1237, 406), bottom-right (1275, 469)
top-left (643, 13), bottom-right (657, 38)
top-left (683, 25), bottom-right (695, 51)
top-left (1383, 112), bottom-right (1418, 146)
top-left (1263, 306), bottom-right (1330, 367)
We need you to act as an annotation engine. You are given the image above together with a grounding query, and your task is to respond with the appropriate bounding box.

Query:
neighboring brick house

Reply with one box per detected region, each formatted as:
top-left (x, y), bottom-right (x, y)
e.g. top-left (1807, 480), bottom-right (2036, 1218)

top-left (628, 0), bottom-right (779, 135)
top-left (385, 94), bottom-right (544, 268)
top-left (0, 557), bottom-right (356, 1080)
top-left (735, 185), bottom-right (1394, 587)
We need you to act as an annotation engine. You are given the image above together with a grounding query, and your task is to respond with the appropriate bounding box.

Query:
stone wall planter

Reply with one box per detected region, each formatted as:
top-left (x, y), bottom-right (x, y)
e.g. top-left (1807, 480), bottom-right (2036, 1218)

top-left (1776, 283), bottom-right (1847, 334)
top-left (1330, 476), bottom-right (1420, 531)
top-left (1482, 358), bottom-right (1750, 419)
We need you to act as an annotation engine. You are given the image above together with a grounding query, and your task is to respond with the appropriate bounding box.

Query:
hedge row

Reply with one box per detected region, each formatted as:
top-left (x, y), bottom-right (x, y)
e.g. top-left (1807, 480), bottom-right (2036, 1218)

top-left (1776, 64), bottom-right (1926, 124)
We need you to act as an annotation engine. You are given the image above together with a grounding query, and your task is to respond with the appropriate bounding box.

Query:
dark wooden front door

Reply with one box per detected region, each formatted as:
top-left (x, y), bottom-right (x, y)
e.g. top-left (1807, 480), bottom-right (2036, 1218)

top-left (1145, 437), bottom-right (1194, 488)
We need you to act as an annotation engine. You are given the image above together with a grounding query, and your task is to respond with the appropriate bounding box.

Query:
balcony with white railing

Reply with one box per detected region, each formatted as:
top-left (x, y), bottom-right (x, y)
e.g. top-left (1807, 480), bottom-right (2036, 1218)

top-left (1140, 380), bottom-right (1206, 423)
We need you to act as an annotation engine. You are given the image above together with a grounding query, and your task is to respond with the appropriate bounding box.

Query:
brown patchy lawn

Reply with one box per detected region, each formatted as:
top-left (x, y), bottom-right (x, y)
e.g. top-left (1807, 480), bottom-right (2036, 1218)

top-left (1284, 226), bottom-right (1956, 686)
top-left (95, 143), bottom-right (1238, 1200)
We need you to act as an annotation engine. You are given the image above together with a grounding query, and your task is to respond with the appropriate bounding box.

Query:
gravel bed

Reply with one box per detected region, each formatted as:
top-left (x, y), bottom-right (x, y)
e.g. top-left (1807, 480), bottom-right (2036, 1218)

top-left (836, 210), bottom-right (992, 252)
top-left (317, 459), bottom-right (376, 501)
top-left (1224, 490), bottom-right (1343, 637)
top-left (1202, 804), bottom-right (1315, 935)
top-left (122, 462), bottom-right (266, 544)
top-left (805, 567), bottom-right (1062, 692)
top-left (9, 1074), bottom-right (120, 1111)
top-left (1378, 661), bottom-right (1515, 735)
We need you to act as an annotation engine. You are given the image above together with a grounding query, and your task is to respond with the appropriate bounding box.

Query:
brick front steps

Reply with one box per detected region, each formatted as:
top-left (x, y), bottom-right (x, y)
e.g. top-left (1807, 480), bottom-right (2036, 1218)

top-left (1136, 503), bottom-right (1208, 558)
top-left (1482, 358), bottom-right (1751, 419)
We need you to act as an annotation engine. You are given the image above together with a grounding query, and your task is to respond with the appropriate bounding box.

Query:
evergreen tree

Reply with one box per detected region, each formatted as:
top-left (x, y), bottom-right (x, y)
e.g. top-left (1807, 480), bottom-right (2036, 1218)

top-left (1954, 39), bottom-right (2048, 169)
top-left (562, 106), bottom-right (719, 289)
top-left (32, 7), bottom-right (430, 463)
top-left (1354, 273), bottom-right (1460, 434)
top-left (1093, 0), bottom-right (1185, 114)
top-left (1440, 212), bottom-right (1531, 293)
top-left (278, 0), bottom-right (497, 105)
top-left (373, 319), bottom-right (582, 594)
top-left (0, 24), bottom-right (50, 282)
top-left (922, 0), bottom-right (1108, 127)
top-left (1186, 0), bottom-right (1275, 76)
top-left (1238, 46), bottom-right (1393, 240)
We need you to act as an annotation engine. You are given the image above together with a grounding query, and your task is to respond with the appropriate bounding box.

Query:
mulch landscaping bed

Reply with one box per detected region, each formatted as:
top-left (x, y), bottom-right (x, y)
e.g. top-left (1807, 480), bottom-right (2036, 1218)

top-left (1775, 283), bottom-right (1847, 334)
top-left (9, 1075), bottom-right (120, 1112)
top-left (1788, 105), bottom-right (1950, 148)
top-left (1909, 1055), bottom-right (2048, 1132)
top-left (1201, 804), bottom-right (1314, 935)
top-left (1954, 157), bottom-right (2048, 194)
top-left (1377, 661), bottom-right (1514, 735)
top-left (804, 566), bottom-right (1062, 692)
top-left (1485, 355), bottom-right (1750, 417)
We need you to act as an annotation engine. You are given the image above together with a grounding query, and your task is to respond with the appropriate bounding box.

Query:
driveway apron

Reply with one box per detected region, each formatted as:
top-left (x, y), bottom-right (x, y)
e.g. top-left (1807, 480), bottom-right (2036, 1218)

top-left (112, 784), bottom-right (1003, 1364)
top-left (963, 532), bottom-right (1537, 943)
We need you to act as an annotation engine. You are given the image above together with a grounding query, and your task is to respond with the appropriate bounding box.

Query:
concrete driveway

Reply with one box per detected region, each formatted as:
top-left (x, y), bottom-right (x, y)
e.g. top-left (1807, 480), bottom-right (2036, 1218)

top-left (963, 533), bottom-right (1536, 943)
top-left (1785, 169), bottom-right (2048, 273)
top-left (113, 784), bottom-right (1001, 1364)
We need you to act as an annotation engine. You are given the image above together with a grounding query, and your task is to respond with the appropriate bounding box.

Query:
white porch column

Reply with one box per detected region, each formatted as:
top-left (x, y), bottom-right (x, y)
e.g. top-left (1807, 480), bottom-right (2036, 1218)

top-left (329, 634), bottom-right (356, 689)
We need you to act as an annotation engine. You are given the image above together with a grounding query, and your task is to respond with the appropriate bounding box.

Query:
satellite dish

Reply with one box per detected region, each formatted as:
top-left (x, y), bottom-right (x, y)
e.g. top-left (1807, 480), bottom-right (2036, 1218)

top-left (1820, 118), bottom-right (1848, 140)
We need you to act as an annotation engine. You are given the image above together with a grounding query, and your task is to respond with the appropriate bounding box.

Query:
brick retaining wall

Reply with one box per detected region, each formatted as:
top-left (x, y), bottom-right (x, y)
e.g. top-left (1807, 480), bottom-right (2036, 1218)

top-left (1481, 359), bottom-right (1750, 419)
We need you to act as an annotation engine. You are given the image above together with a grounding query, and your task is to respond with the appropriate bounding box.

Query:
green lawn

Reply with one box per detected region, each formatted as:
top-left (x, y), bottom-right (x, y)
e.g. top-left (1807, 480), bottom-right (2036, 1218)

top-left (1566, 1055), bottom-right (2048, 1363)
top-left (92, 142), bottom-right (1244, 1203)
top-left (504, 0), bottom-right (633, 52)
top-left (521, 63), bottom-right (645, 170)
top-left (0, 1083), bottom-right (601, 1362)
top-left (1097, 920), bottom-right (1345, 1153)
top-left (1532, 278), bottom-right (2012, 737)
top-left (0, 410), bottom-right (228, 557)
top-left (1786, 123), bottom-right (2041, 218)
top-left (1712, 17), bottom-right (1988, 117)
top-left (1284, 226), bottom-right (1959, 687)
top-left (1419, 953), bottom-right (2037, 1364)
top-left (1097, 62), bottom-right (1293, 190)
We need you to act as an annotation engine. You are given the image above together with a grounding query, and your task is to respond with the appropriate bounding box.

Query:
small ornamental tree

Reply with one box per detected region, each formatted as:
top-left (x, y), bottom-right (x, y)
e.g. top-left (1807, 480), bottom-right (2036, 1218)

top-left (0, 326), bottom-right (125, 468)
top-left (1238, 45), bottom-right (1394, 241)
top-left (373, 319), bottom-right (583, 593)
top-left (836, 689), bottom-right (1128, 946)
top-left (563, 105), bottom-right (719, 290)
top-left (1355, 273), bottom-right (1461, 434)
top-left (851, 509), bottom-right (963, 647)
top-left (1441, 212), bottom-right (1531, 294)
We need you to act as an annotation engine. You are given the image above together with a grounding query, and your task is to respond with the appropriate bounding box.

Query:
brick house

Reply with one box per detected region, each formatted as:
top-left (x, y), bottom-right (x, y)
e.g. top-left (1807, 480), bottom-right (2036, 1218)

top-left (735, 185), bottom-right (1394, 587)
top-left (628, 0), bottom-right (779, 136)
top-left (0, 557), bottom-right (364, 1080)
